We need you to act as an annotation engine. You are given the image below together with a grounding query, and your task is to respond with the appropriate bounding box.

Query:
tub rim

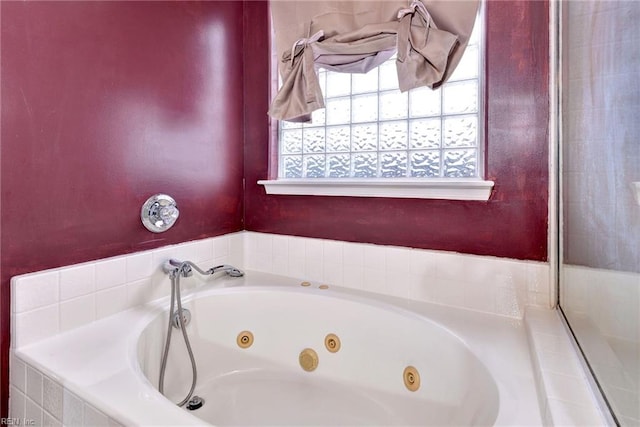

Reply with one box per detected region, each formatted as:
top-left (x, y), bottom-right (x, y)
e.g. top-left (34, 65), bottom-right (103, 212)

top-left (15, 270), bottom-right (542, 426)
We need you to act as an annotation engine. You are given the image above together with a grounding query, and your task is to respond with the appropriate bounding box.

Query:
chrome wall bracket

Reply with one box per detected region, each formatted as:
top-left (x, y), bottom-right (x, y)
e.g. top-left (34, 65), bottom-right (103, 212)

top-left (141, 194), bottom-right (179, 233)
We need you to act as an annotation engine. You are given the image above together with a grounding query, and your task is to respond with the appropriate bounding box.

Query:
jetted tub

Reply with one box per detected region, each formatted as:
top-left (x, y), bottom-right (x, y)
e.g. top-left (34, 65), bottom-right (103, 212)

top-left (139, 286), bottom-right (499, 425)
top-left (16, 271), bottom-right (543, 426)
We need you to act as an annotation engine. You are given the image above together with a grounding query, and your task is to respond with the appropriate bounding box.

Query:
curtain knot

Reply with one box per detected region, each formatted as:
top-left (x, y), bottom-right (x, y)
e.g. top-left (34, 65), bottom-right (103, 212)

top-left (397, 0), bottom-right (432, 25)
top-left (396, 0), bottom-right (435, 65)
top-left (289, 30), bottom-right (324, 67)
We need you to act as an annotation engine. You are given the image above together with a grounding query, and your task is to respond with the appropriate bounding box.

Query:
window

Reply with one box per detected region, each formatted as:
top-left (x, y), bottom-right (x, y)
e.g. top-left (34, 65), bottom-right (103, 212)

top-left (261, 9), bottom-right (493, 200)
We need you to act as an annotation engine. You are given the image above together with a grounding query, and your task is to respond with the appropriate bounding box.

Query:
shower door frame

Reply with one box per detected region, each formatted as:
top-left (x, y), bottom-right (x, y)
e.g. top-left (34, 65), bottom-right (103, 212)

top-left (552, 1), bottom-right (624, 425)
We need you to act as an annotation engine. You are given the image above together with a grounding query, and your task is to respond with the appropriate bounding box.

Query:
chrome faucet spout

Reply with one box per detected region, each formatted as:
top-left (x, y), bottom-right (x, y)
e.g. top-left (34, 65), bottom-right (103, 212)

top-left (164, 259), bottom-right (192, 277)
top-left (163, 259), bottom-right (243, 278)
top-left (162, 261), bottom-right (178, 276)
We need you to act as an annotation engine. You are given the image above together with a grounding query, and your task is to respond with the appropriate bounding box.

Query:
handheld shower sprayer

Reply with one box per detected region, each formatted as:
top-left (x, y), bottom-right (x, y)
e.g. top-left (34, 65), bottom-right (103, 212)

top-left (163, 259), bottom-right (244, 279)
top-left (207, 264), bottom-right (244, 277)
top-left (158, 259), bottom-right (244, 408)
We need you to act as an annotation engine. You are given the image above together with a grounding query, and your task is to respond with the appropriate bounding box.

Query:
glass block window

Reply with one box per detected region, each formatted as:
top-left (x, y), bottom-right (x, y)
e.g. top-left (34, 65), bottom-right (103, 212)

top-left (279, 15), bottom-right (482, 180)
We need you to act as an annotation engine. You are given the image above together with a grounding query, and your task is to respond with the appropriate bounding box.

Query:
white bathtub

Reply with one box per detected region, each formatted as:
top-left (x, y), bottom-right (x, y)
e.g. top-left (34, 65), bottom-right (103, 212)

top-left (16, 271), bottom-right (543, 426)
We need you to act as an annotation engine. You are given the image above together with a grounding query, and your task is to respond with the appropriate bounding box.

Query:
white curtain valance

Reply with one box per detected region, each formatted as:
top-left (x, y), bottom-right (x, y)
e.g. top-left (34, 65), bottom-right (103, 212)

top-left (269, 0), bottom-right (479, 122)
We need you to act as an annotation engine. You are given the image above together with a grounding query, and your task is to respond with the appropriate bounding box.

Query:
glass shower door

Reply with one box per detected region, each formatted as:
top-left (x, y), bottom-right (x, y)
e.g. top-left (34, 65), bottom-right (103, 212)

top-left (559, 1), bottom-right (640, 425)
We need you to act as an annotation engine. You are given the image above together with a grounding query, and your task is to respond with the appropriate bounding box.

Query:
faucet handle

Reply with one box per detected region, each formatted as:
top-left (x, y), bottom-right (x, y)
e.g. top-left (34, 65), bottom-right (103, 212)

top-left (141, 194), bottom-right (179, 233)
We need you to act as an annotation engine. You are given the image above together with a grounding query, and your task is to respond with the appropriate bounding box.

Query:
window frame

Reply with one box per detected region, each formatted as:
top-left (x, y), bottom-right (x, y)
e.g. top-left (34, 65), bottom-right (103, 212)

top-left (259, 1), bottom-right (493, 201)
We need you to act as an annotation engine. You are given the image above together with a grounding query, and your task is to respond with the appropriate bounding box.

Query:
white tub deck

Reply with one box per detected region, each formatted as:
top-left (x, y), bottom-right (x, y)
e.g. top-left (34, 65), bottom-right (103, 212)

top-left (14, 271), bottom-right (543, 426)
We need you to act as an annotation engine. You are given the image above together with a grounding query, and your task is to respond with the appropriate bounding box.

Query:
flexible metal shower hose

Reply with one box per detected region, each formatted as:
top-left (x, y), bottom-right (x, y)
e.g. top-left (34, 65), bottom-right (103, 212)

top-left (158, 265), bottom-right (198, 407)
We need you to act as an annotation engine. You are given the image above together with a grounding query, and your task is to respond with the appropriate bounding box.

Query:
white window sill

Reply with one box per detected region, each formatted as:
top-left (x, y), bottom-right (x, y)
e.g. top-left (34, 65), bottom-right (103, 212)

top-left (258, 179), bottom-right (494, 201)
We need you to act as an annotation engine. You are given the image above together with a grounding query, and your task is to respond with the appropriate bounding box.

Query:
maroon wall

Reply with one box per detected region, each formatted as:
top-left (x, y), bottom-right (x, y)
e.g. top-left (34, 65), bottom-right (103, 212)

top-left (1, 0), bottom-right (550, 418)
top-left (0, 1), bottom-right (244, 416)
top-left (244, 1), bottom-right (549, 261)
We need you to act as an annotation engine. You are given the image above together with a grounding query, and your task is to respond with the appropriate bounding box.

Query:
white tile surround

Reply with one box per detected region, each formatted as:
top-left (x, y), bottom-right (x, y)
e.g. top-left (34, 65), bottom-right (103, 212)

top-left (243, 231), bottom-right (552, 318)
top-left (11, 233), bottom-right (244, 349)
top-left (12, 231), bottom-right (608, 426)
top-left (525, 308), bottom-right (607, 426)
top-left (562, 265), bottom-right (640, 346)
top-left (11, 231), bottom-right (551, 350)
top-left (9, 354), bottom-right (123, 426)
top-left (562, 265), bottom-right (640, 424)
